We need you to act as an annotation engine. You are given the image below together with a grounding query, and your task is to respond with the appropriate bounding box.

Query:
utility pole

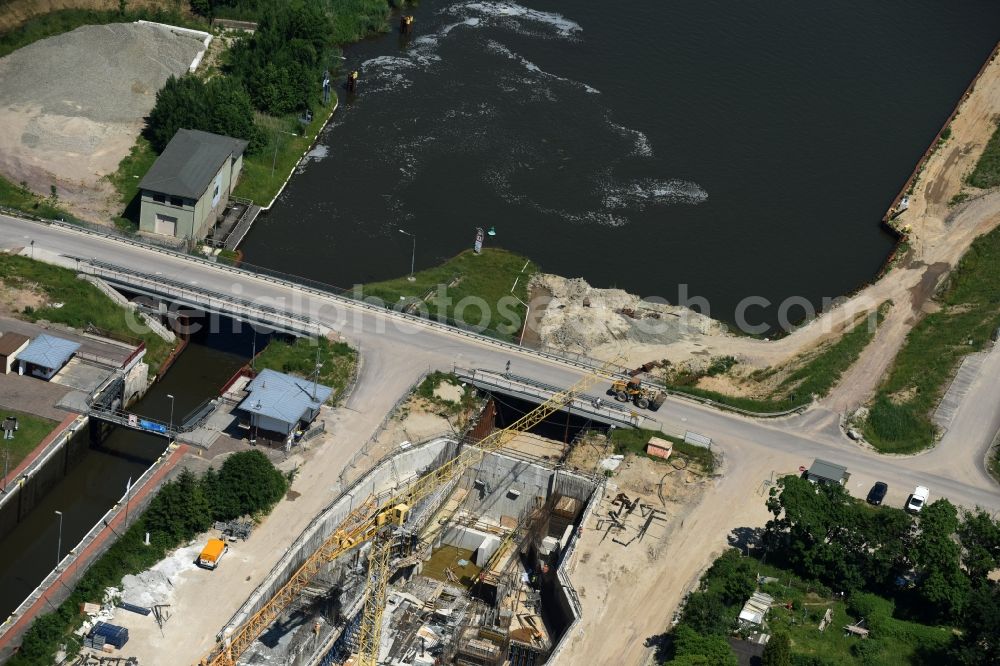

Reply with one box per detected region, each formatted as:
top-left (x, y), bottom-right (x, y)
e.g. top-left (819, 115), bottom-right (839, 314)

top-left (167, 394), bottom-right (175, 436)
top-left (399, 229), bottom-right (416, 281)
top-left (54, 510), bottom-right (63, 568)
top-left (312, 346), bottom-right (322, 401)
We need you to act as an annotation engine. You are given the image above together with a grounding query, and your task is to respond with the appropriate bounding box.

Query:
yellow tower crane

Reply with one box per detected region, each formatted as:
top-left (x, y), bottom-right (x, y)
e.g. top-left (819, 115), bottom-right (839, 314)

top-left (200, 360), bottom-right (617, 666)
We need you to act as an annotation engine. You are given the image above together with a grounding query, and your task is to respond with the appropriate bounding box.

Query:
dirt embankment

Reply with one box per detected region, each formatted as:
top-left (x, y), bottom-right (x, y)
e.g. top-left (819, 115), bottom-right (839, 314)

top-left (0, 0), bottom-right (179, 34)
top-left (533, 47), bottom-right (1000, 416)
top-left (0, 22), bottom-right (205, 222)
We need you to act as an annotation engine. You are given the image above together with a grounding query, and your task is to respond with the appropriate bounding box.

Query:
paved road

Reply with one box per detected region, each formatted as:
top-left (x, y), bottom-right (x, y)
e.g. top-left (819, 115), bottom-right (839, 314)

top-left (3, 214), bottom-right (999, 664)
top-left (3, 215), bottom-right (998, 509)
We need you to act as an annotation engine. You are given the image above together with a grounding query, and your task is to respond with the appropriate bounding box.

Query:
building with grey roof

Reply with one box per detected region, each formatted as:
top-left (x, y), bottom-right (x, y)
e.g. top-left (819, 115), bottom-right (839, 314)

top-left (138, 129), bottom-right (247, 241)
top-left (806, 458), bottom-right (850, 486)
top-left (18, 334), bottom-right (80, 380)
top-left (237, 368), bottom-right (332, 439)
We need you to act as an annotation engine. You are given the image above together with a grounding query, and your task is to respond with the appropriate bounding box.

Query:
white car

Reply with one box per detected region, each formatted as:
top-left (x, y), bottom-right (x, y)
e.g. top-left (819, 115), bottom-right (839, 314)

top-left (907, 486), bottom-right (930, 513)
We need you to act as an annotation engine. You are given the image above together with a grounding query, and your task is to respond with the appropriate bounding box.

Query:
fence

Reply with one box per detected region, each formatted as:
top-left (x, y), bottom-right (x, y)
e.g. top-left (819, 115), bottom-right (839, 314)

top-left (0, 442), bottom-right (186, 654)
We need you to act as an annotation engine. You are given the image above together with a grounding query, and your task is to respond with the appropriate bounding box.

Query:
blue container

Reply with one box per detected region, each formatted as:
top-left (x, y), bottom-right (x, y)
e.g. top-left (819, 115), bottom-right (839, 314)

top-left (91, 621), bottom-right (129, 649)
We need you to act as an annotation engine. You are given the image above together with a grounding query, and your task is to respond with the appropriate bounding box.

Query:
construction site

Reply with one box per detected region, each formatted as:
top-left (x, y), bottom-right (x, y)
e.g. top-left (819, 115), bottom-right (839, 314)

top-left (184, 370), bottom-right (641, 666)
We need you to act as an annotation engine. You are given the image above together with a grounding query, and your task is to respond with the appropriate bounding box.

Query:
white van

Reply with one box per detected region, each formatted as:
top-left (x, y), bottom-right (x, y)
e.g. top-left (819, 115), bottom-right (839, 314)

top-left (907, 486), bottom-right (929, 513)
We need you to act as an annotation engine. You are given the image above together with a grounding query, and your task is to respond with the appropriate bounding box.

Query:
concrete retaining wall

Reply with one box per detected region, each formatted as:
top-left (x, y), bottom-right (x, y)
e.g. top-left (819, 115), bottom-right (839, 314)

top-left (219, 437), bottom-right (459, 643)
top-left (461, 452), bottom-right (553, 523)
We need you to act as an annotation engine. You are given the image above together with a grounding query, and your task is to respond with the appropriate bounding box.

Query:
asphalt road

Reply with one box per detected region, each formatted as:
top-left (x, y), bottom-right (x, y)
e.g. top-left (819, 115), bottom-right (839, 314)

top-left (3, 214), bottom-right (1000, 665)
top-left (2, 214), bottom-right (998, 515)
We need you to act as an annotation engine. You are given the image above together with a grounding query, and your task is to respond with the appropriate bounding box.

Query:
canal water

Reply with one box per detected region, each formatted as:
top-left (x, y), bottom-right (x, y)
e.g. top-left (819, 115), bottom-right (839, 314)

top-left (0, 334), bottom-right (250, 619)
top-left (241, 0), bottom-right (1000, 327)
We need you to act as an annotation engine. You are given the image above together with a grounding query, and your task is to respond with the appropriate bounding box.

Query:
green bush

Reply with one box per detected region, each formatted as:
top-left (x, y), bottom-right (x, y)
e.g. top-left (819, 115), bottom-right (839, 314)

top-left (969, 120), bottom-right (1000, 189)
top-left (210, 450), bottom-right (288, 520)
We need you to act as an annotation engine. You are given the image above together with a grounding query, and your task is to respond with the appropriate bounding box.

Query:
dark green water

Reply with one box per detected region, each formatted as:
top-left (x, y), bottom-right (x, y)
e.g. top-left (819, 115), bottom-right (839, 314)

top-left (241, 0), bottom-right (1000, 328)
top-left (0, 336), bottom-right (248, 619)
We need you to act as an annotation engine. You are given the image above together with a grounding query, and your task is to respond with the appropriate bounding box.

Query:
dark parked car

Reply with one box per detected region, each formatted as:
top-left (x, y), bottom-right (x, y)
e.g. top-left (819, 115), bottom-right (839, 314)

top-left (867, 481), bottom-right (888, 506)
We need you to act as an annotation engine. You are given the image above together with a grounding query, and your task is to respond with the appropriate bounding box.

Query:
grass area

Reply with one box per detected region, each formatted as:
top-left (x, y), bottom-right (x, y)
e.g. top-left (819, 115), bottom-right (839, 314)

top-left (253, 335), bottom-right (357, 402)
top-left (968, 119), bottom-right (1000, 189)
top-left (863, 226), bottom-right (1000, 453)
top-left (0, 174), bottom-right (78, 222)
top-left (753, 563), bottom-right (951, 665)
top-left (990, 431), bottom-right (1000, 484)
top-left (669, 550), bottom-right (951, 666)
top-left (362, 248), bottom-right (537, 341)
top-left (0, 255), bottom-right (173, 374)
top-left (0, 410), bottom-right (58, 472)
top-left (0, 7), bottom-right (206, 59)
top-left (232, 104), bottom-right (336, 205)
top-left (609, 426), bottom-right (715, 474)
top-left (414, 370), bottom-right (478, 415)
top-left (105, 136), bottom-right (157, 230)
top-left (664, 307), bottom-right (885, 414)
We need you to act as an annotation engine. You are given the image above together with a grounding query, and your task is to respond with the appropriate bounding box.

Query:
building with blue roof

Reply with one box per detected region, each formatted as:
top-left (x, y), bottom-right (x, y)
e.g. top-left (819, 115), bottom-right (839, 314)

top-left (237, 368), bottom-right (332, 438)
top-left (18, 334), bottom-right (81, 380)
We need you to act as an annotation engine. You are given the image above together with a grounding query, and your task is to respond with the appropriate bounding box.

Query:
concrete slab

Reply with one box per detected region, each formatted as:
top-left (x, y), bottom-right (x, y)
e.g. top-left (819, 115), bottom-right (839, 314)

top-left (933, 351), bottom-right (989, 431)
top-left (0, 371), bottom-right (73, 420)
top-left (51, 358), bottom-right (114, 393)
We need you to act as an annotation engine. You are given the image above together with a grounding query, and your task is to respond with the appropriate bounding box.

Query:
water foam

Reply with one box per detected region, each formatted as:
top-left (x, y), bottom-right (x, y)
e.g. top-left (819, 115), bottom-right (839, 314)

top-left (607, 119), bottom-right (653, 157)
top-left (600, 178), bottom-right (708, 210)
top-left (447, 1), bottom-right (582, 39)
top-left (486, 40), bottom-right (600, 94)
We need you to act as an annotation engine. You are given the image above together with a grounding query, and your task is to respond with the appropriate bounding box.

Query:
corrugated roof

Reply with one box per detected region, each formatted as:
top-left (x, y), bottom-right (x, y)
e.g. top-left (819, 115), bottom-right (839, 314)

top-left (239, 368), bottom-right (332, 426)
top-left (18, 334), bottom-right (80, 369)
top-left (809, 458), bottom-right (848, 482)
top-left (0, 332), bottom-right (30, 356)
top-left (139, 129), bottom-right (248, 199)
top-left (738, 592), bottom-right (774, 626)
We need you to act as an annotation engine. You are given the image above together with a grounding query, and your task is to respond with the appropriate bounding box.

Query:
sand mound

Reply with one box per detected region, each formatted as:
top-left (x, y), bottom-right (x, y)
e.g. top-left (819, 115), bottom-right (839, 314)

top-left (531, 274), bottom-right (724, 352)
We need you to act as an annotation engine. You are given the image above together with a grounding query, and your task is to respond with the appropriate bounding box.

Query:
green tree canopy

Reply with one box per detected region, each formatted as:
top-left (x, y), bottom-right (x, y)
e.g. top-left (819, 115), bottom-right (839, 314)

top-left (145, 74), bottom-right (262, 153)
top-left (761, 632), bottom-right (792, 666)
top-left (226, 0), bottom-right (334, 114)
top-left (669, 625), bottom-right (737, 665)
top-left (208, 449), bottom-right (288, 521)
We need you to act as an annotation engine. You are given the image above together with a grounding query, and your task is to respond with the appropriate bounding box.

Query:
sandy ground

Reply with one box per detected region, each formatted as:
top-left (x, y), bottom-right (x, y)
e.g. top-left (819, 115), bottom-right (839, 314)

top-left (0, 22), bottom-right (205, 221)
top-left (556, 442), bottom-right (799, 666)
top-left (534, 48), bottom-right (1000, 418)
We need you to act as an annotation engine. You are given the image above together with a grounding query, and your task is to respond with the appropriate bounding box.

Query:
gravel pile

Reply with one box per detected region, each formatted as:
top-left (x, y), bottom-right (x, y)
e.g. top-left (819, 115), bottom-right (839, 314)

top-left (0, 22), bottom-right (204, 123)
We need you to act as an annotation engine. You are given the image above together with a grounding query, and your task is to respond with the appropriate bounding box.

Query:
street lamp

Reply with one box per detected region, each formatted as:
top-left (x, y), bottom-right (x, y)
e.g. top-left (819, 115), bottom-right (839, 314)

top-left (398, 229), bottom-right (416, 282)
top-left (54, 510), bottom-right (63, 568)
top-left (510, 277), bottom-right (530, 346)
top-left (167, 394), bottom-right (175, 435)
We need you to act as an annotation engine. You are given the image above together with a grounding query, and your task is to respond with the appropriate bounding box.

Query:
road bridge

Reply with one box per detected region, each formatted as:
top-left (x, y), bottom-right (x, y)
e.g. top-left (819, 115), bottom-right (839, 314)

top-left (455, 367), bottom-right (648, 429)
top-left (3, 213), bottom-right (1000, 666)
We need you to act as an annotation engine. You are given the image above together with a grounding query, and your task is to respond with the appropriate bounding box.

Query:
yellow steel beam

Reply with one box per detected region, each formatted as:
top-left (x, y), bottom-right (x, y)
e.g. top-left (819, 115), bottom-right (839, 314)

top-left (199, 360), bottom-right (617, 666)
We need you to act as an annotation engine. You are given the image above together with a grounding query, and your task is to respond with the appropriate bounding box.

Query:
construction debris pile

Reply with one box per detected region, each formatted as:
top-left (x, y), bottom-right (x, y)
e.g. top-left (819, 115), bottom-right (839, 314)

top-left (530, 274), bottom-right (723, 351)
top-left (238, 441), bottom-right (601, 666)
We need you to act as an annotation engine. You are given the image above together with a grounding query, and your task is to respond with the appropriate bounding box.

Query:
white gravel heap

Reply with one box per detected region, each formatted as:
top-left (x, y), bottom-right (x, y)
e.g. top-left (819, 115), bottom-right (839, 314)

top-left (119, 544), bottom-right (201, 608)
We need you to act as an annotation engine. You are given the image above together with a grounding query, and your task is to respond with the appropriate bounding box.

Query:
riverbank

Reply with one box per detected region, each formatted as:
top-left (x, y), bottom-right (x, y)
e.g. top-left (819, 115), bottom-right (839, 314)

top-left (527, 41), bottom-right (1000, 417)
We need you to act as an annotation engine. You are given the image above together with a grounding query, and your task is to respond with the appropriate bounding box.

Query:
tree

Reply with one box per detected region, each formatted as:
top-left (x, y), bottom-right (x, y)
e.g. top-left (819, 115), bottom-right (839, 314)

top-left (208, 450), bottom-right (288, 521)
top-left (678, 590), bottom-right (732, 636)
top-left (951, 584), bottom-right (1000, 665)
top-left (669, 625), bottom-right (737, 665)
top-left (911, 499), bottom-right (970, 621)
top-left (145, 74), bottom-right (262, 153)
top-left (959, 510), bottom-right (1000, 581)
top-left (143, 468), bottom-right (212, 541)
top-left (761, 632), bottom-right (792, 666)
